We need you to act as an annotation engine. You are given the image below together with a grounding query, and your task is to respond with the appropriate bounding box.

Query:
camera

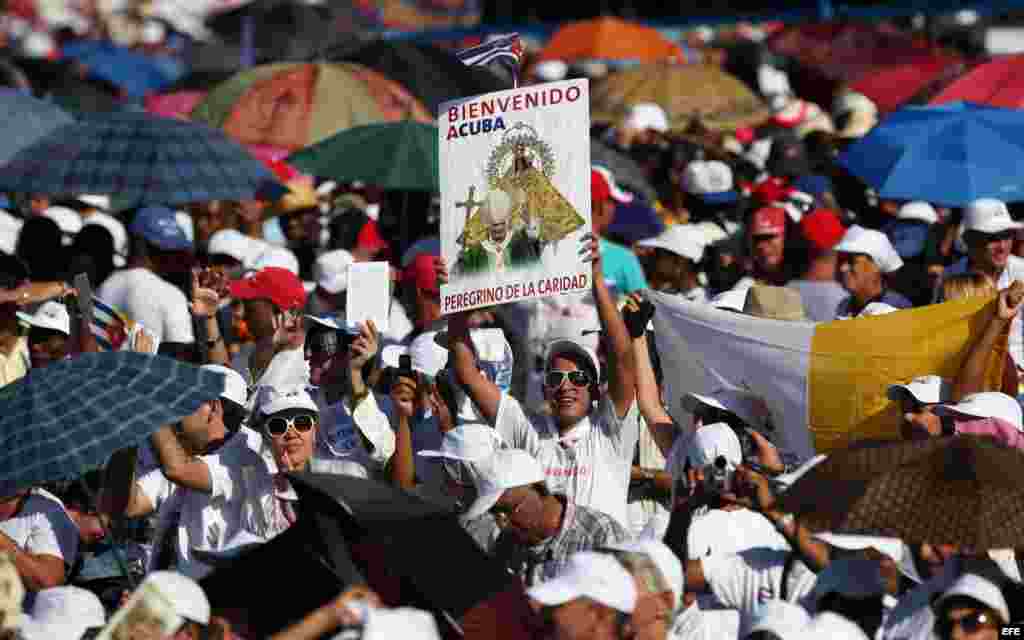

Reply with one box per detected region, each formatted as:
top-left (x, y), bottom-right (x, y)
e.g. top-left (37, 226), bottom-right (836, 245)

top-left (701, 455), bottom-right (734, 495)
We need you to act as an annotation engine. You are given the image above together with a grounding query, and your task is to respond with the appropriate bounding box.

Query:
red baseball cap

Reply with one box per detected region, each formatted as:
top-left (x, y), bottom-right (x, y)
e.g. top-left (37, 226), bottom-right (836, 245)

top-left (751, 176), bottom-right (793, 206)
top-left (404, 253), bottom-right (439, 294)
top-left (357, 220), bottom-right (389, 254)
top-left (800, 208), bottom-right (847, 253)
top-left (749, 206), bottom-right (787, 237)
top-left (229, 267), bottom-right (307, 310)
top-left (591, 167), bottom-right (634, 205)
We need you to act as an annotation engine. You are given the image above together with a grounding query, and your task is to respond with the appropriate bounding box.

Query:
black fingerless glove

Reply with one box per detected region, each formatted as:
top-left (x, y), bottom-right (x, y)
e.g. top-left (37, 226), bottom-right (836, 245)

top-left (623, 298), bottom-right (655, 339)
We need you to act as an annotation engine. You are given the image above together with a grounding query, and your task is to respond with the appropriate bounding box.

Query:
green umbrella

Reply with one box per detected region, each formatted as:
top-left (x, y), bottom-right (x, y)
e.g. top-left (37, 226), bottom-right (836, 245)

top-left (286, 120), bottom-right (439, 192)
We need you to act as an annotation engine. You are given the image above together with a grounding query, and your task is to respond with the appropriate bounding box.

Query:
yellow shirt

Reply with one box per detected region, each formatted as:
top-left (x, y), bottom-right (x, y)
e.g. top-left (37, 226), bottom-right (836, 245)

top-left (0, 337), bottom-right (29, 387)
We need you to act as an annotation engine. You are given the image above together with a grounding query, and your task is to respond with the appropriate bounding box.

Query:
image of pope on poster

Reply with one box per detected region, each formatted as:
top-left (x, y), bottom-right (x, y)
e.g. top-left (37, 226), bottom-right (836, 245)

top-left (453, 123), bottom-right (586, 278)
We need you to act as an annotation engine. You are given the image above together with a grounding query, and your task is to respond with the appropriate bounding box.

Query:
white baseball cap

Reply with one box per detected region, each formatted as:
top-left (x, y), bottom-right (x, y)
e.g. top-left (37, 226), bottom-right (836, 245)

top-left (408, 331), bottom-right (449, 378)
top-left (683, 160), bottom-right (737, 205)
top-left (42, 206), bottom-right (82, 243)
top-left (26, 586), bottom-right (105, 639)
top-left (545, 337), bottom-right (601, 384)
top-left (897, 201), bottom-right (939, 225)
top-left (886, 375), bottom-right (951, 405)
top-left (684, 422), bottom-right (743, 469)
top-left (201, 364), bottom-right (248, 408)
top-left (75, 195), bottom-right (110, 211)
top-left (797, 612), bottom-right (870, 640)
top-left (606, 539), bottom-right (683, 611)
top-left (748, 600), bottom-right (811, 639)
top-left (363, 607), bottom-right (441, 640)
top-left (834, 225), bottom-right (904, 273)
top-left (464, 448), bottom-right (545, 520)
top-left (17, 301), bottom-right (70, 336)
top-left (636, 224), bottom-right (706, 263)
top-left (963, 198), bottom-right (1022, 235)
top-left (933, 573), bottom-right (1010, 624)
top-left (254, 385), bottom-right (319, 417)
top-left (418, 424), bottom-right (505, 461)
top-left (710, 287), bottom-right (749, 312)
top-left (528, 551), bottom-right (638, 614)
top-left (252, 247), bottom-right (300, 276)
top-left (681, 387), bottom-right (772, 431)
top-left (533, 59), bottom-right (568, 82)
top-left (314, 249), bottom-right (354, 294)
top-left (207, 229), bottom-right (260, 266)
top-left (624, 102), bottom-right (669, 133)
top-left (933, 392), bottom-right (1024, 432)
top-left (143, 571), bottom-right (210, 625)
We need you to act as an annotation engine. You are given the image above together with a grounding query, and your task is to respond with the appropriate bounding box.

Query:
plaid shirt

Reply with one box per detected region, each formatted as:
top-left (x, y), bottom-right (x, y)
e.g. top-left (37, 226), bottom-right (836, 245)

top-left (493, 497), bottom-right (630, 586)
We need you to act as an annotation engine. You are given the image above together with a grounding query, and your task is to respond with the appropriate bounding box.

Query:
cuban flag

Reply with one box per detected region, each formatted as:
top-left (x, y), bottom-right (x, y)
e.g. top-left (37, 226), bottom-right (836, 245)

top-left (91, 296), bottom-right (130, 351)
top-left (455, 33), bottom-right (523, 88)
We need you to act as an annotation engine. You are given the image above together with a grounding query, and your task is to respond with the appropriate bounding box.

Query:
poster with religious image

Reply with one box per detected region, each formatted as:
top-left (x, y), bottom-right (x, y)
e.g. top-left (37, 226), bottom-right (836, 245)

top-left (439, 79), bottom-right (591, 314)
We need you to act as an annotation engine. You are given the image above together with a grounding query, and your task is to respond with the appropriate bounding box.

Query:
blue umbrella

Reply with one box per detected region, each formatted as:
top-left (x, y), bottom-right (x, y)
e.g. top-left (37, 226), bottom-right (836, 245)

top-left (0, 352), bottom-right (224, 494)
top-left (61, 41), bottom-right (183, 98)
top-left (0, 111), bottom-right (285, 208)
top-left (0, 89), bottom-right (74, 166)
top-left (839, 101), bottom-right (1024, 206)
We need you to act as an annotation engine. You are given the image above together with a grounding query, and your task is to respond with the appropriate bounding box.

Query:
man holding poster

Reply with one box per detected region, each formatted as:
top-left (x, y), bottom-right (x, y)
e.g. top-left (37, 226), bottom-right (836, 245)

top-left (439, 79), bottom-right (593, 315)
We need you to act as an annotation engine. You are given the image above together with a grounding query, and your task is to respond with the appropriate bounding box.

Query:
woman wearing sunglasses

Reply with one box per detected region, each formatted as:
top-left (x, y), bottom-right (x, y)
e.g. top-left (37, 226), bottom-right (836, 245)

top-left (932, 574), bottom-right (1010, 640)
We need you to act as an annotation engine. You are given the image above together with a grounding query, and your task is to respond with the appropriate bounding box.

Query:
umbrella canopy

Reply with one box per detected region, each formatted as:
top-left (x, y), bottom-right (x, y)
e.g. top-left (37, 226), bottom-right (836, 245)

top-left (929, 54), bottom-right (1024, 109)
top-left (202, 472), bottom-right (517, 636)
top-left (287, 120), bottom-right (438, 191)
top-left (0, 352), bottom-right (224, 494)
top-left (839, 101), bottom-right (1024, 206)
top-left (0, 88), bottom-right (74, 166)
top-left (0, 110), bottom-right (285, 209)
top-left (352, 0), bottom-right (482, 31)
top-left (591, 63), bottom-right (769, 132)
top-left (769, 21), bottom-right (943, 83)
top-left (850, 57), bottom-right (965, 116)
top-left (13, 57), bottom-right (122, 113)
top-left (776, 436), bottom-right (1024, 548)
top-left (535, 16), bottom-right (685, 64)
top-left (335, 40), bottom-right (508, 115)
top-left (190, 62), bottom-right (432, 151)
top-left (60, 41), bottom-right (184, 99)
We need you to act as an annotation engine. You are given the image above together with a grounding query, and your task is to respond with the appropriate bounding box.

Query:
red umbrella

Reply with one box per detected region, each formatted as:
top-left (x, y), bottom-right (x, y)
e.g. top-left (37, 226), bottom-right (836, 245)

top-left (930, 55), bottom-right (1024, 109)
top-left (850, 57), bottom-right (965, 115)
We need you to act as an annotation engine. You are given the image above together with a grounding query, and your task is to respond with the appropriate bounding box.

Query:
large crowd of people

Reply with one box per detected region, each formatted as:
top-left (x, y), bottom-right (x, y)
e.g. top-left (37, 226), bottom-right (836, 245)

top-left (0, 4), bottom-right (1019, 640)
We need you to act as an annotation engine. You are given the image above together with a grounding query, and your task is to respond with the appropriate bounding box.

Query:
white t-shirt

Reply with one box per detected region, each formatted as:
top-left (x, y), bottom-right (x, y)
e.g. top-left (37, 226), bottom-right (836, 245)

top-left (687, 509), bottom-right (790, 559)
top-left (0, 489), bottom-right (79, 575)
top-left (138, 427), bottom-right (271, 578)
top-left (700, 548), bottom-right (818, 632)
top-left (494, 392), bottom-right (639, 530)
top-left (98, 268), bottom-right (194, 345)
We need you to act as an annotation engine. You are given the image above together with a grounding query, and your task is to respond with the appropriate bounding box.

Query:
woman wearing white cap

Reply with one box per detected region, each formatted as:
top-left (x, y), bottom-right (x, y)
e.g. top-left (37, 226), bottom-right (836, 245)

top-left (932, 573), bottom-right (1010, 640)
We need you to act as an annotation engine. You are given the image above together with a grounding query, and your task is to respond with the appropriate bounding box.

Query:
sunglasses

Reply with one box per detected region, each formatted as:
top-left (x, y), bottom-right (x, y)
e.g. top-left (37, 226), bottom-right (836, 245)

top-left (544, 370), bottom-right (592, 389)
top-left (264, 414), bottom-right (317, 437)
top-left (936, 610), bottom-right (996, 638)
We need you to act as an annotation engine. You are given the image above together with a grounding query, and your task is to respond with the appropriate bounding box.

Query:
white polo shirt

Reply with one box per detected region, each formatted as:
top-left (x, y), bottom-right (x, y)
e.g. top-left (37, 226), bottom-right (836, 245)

top-left (98, 268), bottom-right (194, 345)
top-left (494, 392), bottom-right (639, 530)
top-left (700, 548), bottom-right (818, 633)
top-left (138, 426), bottom-right (270, 578)
top-left (0, 489), bottom-right (79, 577)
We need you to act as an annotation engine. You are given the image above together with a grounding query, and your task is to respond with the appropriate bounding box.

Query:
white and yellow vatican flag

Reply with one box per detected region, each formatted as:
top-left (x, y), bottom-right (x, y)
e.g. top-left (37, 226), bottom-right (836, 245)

top-left (650, 291), bottom-right (1008, 458)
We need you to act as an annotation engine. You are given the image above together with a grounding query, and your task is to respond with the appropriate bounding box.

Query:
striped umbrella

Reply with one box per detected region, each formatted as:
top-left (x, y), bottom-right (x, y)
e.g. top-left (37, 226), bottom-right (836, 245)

top-left (0, 352), bottom-right (224, 494)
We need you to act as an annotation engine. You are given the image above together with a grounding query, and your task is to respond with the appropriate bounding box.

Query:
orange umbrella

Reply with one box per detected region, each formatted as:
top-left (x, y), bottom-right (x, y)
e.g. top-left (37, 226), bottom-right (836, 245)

top-left (535, 17), bottom-right (684, 64)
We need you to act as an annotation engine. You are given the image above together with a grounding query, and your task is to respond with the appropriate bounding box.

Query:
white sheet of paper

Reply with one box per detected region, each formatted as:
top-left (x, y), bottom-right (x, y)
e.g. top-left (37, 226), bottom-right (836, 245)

top-left (346, 261), bottom-right (391, 332)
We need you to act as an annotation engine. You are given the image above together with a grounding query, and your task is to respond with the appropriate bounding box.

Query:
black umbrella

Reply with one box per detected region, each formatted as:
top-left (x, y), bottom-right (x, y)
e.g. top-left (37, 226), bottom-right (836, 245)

top-left (334, 40), bottom-right (508, 114)
top-left (201, 473), bottom-right (517, 637)
top-left (205, 0), bottom-right (366, 67)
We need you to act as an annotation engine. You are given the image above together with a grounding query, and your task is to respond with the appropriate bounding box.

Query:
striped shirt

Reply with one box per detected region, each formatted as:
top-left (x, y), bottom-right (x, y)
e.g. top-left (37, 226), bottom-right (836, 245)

top-left (492, 496), bottom-right (630, 586)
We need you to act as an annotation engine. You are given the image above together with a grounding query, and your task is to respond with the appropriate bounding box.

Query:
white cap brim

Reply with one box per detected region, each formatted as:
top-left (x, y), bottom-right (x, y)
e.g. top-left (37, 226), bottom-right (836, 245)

top-left (17, 311), bottom-right (70, 335)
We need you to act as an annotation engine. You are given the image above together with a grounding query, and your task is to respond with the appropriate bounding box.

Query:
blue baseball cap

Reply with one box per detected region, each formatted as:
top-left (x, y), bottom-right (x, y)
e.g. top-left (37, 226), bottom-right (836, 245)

top-left (128, 205), bottom-right (192, 251)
